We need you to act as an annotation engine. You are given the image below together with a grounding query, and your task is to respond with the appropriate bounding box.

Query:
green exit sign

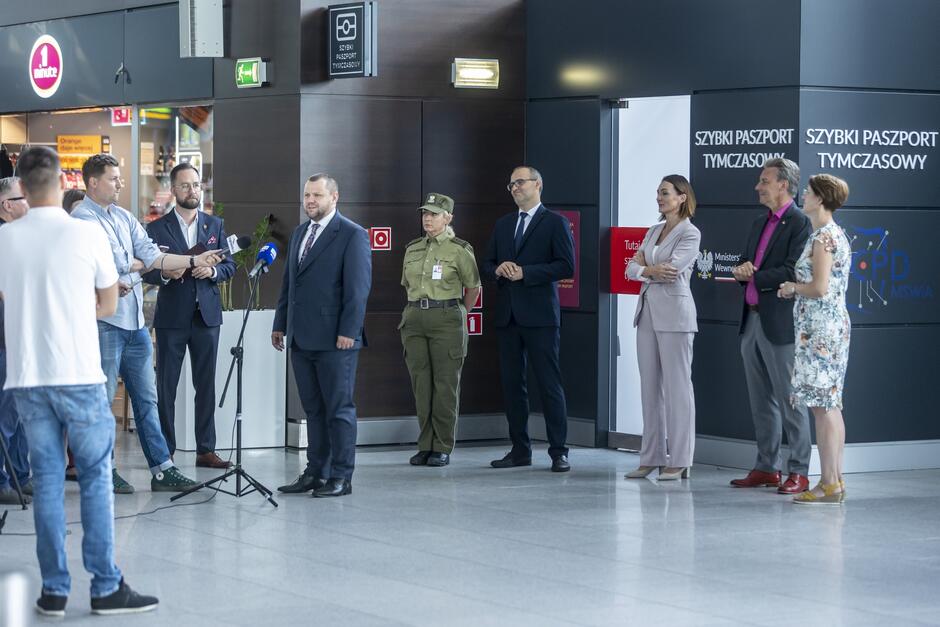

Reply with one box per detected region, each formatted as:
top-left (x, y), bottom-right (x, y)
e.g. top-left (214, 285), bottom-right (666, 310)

top-left (235, 57), bottom-right (267, 88)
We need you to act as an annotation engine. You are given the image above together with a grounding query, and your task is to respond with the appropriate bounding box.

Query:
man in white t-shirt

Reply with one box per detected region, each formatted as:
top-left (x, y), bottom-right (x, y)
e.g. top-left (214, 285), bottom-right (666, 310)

top-left (0, 147), bottom-right (158, 617)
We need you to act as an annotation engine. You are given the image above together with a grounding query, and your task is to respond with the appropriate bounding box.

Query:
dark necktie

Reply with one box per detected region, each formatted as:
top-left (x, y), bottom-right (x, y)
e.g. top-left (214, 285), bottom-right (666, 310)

top-left (298, 223), bottom-right (320, 266)
top-left (513, 212), bottom-right (528, 253)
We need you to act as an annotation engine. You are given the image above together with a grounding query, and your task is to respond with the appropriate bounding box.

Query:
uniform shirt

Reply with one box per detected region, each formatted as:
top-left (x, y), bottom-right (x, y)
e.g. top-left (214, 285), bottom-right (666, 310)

top-left (401, 227), bottom-right (481, 301)
top-left (0, 207), bottom-right (118, 389)
top-left (72, 197), bottom-right (162, 330)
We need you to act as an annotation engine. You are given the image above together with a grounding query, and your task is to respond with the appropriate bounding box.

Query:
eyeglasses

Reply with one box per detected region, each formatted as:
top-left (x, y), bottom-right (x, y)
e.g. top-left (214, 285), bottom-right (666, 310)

top-left (506, 178), bottom-right (537, 191)
top-left (2, 196), bottom-right (25, 202)
top-left (174, 182), bottom-right (202, 192)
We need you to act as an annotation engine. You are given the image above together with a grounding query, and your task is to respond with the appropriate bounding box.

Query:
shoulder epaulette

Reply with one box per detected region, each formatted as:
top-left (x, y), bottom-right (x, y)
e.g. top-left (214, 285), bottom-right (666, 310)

top-left (451, 237), bottom-right (473, 251)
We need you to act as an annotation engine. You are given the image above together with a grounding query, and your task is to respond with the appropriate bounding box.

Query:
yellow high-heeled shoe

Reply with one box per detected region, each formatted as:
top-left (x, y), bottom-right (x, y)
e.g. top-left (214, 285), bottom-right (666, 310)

top-left (625, 466), bottom-right (661, 479)
top-left (793, 481), bottom-right (843, 505)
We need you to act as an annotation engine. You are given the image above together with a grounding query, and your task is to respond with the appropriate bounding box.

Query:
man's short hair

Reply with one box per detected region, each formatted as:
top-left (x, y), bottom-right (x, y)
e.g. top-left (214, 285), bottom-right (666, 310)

top-left (306, 173), bottom-right (339, 194)
top-left (762, 157), bottom-right (800, 198)
top-left (514, 165), bottom-right (543, 186)
top-left (169, 162), bottom-right (200, 186)
top-left (81, 153), bottom-right (120, 187)
top-left (0, 176), bottom-right (18, 199)
top-left (17, 147), bottom-right (61, 197)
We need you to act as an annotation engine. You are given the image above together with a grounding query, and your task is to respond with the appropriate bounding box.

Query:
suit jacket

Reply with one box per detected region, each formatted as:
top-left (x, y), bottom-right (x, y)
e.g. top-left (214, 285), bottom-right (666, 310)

top-left (738, 204), bottom-right (811, 344)
top-left (142, 210), bottom-right (236, 328)
top-left (273, 212), bottom-right (372, 351)
top-left (481, 205), bottom-right (575, 328)
top-left (628, 219), bottom-right (701, 333)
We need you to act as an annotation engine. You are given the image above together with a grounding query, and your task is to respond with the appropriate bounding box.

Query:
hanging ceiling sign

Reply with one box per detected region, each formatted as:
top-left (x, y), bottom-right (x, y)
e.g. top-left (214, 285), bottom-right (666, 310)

top-left (327, 1), bottom-right (378, 78)
top-left (29, 34), bottom-right (64, 98)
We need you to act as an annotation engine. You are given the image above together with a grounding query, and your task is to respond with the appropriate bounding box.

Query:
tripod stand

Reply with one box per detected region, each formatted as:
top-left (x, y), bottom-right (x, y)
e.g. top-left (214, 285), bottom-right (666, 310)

top-left (171, 270), bottom-right (277, 507)
top-left (0, 430), bottom-right (28, 535)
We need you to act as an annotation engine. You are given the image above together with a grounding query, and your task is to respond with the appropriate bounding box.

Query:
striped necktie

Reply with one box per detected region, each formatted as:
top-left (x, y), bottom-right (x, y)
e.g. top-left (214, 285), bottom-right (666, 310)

top-left (298, 223), bottom-right (320, 266)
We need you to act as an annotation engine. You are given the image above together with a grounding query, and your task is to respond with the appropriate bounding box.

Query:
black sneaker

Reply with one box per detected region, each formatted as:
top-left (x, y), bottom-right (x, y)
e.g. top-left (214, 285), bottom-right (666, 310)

top-left (90, 579), bottom-right (158, 615)
top-left (36, 590), bottom-right (67, 617)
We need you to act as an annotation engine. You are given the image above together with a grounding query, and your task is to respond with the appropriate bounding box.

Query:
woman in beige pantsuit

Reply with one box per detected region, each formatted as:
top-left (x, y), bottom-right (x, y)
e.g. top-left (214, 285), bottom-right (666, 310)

top-left (624, 175), bottom-right (701, 481)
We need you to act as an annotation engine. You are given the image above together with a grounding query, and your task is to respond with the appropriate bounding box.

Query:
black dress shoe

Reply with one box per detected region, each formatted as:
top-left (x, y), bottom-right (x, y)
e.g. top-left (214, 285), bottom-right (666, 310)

top-left (313, 478), bottom-right (352, 498)
top-left (277, 471), bottom-right (325, 493)
top-left (427, 452), bottom-right (450, 467)
top-left (551, 455), bottom-right (571, 473)
top-left (490, 452), bottom-right (532, 468)
top-left (410, 451), bottom-right (432, 466)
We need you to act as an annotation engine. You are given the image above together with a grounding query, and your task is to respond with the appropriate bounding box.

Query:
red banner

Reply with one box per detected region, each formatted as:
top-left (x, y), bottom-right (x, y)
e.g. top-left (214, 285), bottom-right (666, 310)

top-left (609, 226), bottom-right (649, 295)
top-left (557, 210), bottom-right (580, 308)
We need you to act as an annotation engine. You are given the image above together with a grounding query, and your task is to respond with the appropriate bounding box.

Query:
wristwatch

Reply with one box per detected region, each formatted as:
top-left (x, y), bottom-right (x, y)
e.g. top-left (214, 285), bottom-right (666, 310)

top-left (189, 255), bottom-right (196, 269)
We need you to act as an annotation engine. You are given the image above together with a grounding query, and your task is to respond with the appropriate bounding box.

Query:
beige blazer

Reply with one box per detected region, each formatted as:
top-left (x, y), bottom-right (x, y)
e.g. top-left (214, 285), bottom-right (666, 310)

top-left (627, 219), bottom-right (702, 332)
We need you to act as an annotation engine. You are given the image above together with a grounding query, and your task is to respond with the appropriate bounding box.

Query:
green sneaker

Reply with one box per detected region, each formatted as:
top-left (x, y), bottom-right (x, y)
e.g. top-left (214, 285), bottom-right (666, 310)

top-left (151, 466), bottom-right (199, 492)
top-left (112, 468), bottom-right (135, 494)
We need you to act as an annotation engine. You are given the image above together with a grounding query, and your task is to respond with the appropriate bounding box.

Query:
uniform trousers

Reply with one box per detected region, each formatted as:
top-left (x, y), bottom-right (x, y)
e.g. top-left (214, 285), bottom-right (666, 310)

top-left (400, 304), bottom-right (467, 454)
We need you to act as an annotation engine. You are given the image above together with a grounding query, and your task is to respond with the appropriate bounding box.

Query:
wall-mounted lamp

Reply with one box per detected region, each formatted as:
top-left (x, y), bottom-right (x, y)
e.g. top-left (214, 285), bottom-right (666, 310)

top-left (451, 58), bottom-right (500, 89)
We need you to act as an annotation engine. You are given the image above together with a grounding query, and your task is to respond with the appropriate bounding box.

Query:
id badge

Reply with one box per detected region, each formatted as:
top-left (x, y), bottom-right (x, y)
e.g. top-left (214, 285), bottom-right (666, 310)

top-left (431, 264), bottom-right (443, 280)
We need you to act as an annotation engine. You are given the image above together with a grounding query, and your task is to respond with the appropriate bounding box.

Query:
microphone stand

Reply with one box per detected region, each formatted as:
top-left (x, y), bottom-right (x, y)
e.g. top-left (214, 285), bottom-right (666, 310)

top-left (0, 433), bottom-right (29, 535)
top-left (171, 268), bottom-right (277, 507)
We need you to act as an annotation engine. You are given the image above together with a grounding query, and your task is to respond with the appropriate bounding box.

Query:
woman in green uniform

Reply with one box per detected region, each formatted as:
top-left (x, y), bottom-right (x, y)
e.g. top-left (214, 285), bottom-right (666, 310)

top-left (400, 193), bottom-right (481, 467)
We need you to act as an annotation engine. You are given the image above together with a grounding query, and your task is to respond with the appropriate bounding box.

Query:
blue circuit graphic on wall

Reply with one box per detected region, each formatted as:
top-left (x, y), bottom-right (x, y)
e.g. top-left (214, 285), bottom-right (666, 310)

top-left (846, 225), bottom-right (933, 313)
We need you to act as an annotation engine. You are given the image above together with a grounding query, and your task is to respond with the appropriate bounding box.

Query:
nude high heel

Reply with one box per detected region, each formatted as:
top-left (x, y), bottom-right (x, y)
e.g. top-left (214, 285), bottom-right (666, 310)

top-left (625, 466), bottom-right (661, 479)
top-left (657, 467), bottom-right (691, 481)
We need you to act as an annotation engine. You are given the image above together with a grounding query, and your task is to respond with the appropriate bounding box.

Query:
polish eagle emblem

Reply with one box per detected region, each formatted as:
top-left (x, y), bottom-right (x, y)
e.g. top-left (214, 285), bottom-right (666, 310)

top-left (696, 249), bottom-right (714, 279)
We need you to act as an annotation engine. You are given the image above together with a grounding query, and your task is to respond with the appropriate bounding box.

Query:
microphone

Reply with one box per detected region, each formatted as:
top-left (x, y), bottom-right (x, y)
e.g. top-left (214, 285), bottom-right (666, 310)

top-left (223, 234), bottom-right (253, 256)
top-left (248, 242), bottom-right (278, 278)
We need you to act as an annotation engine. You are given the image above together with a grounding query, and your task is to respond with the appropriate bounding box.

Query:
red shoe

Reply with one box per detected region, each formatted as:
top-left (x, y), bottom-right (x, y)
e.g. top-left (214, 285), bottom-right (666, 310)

top-left (730, 469), bottom-right (781, 488)
top-left (777, 473), bottom-right (809, 494)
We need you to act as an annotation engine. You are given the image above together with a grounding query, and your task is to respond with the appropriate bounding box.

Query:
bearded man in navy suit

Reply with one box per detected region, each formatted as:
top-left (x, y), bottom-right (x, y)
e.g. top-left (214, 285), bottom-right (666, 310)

top-left (482, 166), bottom-right (575, 473)
top-left (272, 173), bottom-right (371, 498)
top-left (143, 163), bottom-right (236, 468)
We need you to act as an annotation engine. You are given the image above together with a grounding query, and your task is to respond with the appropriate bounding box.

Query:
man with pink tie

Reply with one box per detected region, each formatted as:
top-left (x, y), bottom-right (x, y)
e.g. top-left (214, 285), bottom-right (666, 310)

top-left (730, 158), bottom-right (812, 495)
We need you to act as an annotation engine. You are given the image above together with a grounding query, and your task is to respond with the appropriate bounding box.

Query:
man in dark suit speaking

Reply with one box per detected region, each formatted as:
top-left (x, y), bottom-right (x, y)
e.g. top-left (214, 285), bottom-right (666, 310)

top-left (143, 163), bottom-right (236, 469)
top-left (273, 173), bottom-right (371, 498)
top-left (482, 166), bottom-right (575, 473)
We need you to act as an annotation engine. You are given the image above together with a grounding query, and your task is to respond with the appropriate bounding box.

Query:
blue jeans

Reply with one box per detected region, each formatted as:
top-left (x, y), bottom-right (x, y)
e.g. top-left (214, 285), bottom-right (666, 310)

top-left (0, 348), bottom-right (31, 489)
top-left (97, 322), bottom-right (172, 474)
top-left (10, 384), bottom-right (122, 598)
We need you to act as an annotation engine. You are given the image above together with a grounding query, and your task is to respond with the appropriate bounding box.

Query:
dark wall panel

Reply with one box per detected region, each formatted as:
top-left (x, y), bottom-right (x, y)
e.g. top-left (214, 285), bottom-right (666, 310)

top-left (798, 89), bottom-right (940, 208)
top-left (695, 322), bottom-right (940, 443)
top-left (214, 95), bottom-right (301, 206)
top-left (124, 5), bottom-right (213, 104)
top-left (527, 0), bottom-right (801, 99)
top-left (214, 0), bottom-right (301, 99)
top-left (526, 99), bottom-right (600, 206)
top-left (422, 100), bottom-right (525, 205)
top-left (299, 0), bottom-right (525, 101)
top-left (299, 96), bottom-right (422, 205)
top-left (690, 89), bottom-right (800, 207)
top-left (800, 0), bottom-right (940, 92)
top-left (560, 311), bottom-right (599, 420)
top-left (0, 0), bottom-right (166, 27)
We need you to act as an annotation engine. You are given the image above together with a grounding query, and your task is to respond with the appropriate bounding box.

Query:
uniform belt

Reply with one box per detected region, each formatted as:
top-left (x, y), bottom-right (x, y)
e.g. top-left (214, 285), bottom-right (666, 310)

top-left (747, 304), bottom-right (759, 312)
top-left (409, 298), bottom-right (460, 309)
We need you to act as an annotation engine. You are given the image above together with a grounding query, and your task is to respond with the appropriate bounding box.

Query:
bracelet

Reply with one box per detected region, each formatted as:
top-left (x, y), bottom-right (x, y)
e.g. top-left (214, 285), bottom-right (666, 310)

top-left (189, 255), bottom-right (195, 269)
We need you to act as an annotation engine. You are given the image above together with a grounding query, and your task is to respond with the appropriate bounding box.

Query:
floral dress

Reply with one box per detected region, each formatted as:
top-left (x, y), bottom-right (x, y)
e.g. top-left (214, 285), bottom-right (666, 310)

top-left (791, 222), bottom-right (851, 410)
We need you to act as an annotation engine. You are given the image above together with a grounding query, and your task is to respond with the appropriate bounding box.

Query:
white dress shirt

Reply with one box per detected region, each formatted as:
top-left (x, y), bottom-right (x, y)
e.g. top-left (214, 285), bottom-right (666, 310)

top-left (297, 209), bottom-right (336, 264)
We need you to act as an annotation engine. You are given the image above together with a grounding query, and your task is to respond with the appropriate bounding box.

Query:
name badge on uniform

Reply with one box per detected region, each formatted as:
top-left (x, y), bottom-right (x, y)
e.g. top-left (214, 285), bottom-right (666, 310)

top-left (431, 264), bottom-right (443, 280)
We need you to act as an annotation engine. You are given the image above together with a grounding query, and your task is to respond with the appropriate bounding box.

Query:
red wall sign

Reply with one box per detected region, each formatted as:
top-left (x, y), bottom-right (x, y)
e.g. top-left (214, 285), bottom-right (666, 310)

top-left (111, 107), bottom-right (132, 126)
top-left (369, 227), bottom-right (391, 250)
top-left (557, 210), bottom-right (581, 308)
top-left (609, 226), bottom-right (650, 295)
top-left (467, 312), bottom-right (483, 336)
top-left (29, 35), bottom-right (63, 99)
top-left (463, 287), bottom-right (483, 309)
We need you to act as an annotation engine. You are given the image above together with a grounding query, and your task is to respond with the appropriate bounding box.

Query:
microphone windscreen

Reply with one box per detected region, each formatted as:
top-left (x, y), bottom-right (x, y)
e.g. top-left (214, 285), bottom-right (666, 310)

top-left (235, 235), bottom-right (252, 249)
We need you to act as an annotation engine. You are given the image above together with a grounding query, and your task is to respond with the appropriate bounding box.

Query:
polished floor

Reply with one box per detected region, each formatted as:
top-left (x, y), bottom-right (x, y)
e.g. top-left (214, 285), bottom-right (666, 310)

top-left (2, 434), bottom-right (940, 626)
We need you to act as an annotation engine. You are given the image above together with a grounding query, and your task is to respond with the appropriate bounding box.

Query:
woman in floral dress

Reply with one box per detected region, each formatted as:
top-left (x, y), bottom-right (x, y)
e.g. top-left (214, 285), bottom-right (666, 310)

top-left (778, 174), bottom-right (851, 505)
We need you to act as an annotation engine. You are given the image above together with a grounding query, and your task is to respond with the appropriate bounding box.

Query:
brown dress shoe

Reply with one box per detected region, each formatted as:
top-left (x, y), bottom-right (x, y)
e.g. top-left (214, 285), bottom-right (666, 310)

top-left (730, 469), bottom-right (781, 488)
top-left (777, 473), bottom-right (809, 494)
top-left (195, 452), bottom-right (233, 469)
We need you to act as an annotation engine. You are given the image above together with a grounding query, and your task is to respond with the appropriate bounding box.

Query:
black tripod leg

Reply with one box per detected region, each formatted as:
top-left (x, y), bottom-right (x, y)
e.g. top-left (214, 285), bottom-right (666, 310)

top-left (237, 469), bottom-right (277, 502)
top-left (169, 468), bottom-right (238, 502)
top-left (0, 431), bottom-right (28, 510)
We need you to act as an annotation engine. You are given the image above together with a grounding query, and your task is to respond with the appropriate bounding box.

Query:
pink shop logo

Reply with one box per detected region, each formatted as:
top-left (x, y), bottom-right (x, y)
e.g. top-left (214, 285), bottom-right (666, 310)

top-left (29, 35), bottom-right (63, 98)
